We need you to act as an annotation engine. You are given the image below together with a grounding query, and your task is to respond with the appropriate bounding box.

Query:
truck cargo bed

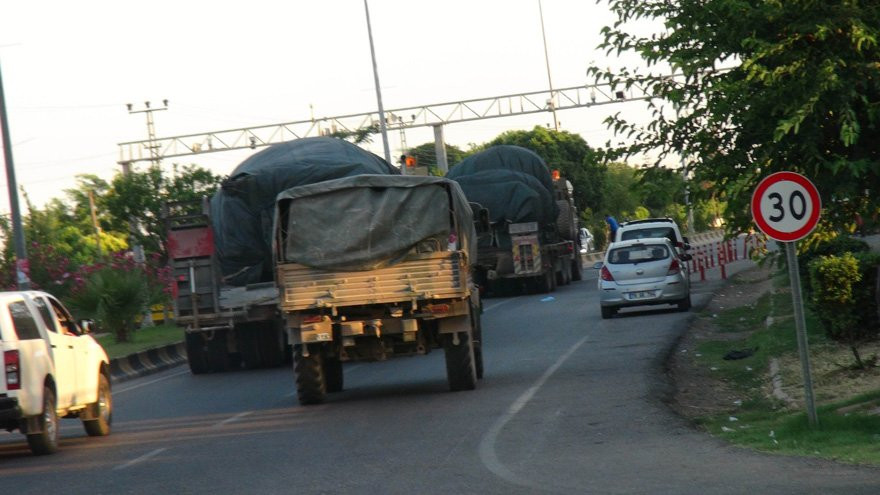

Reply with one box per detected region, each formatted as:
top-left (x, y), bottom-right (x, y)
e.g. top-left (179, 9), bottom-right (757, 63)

top-left (277, 251), bottom-right (468, 311)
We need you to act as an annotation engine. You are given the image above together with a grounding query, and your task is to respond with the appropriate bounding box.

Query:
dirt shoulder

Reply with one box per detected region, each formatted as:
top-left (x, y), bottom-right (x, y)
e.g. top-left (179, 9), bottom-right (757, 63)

top-left (667, 264), bottom-right (776, 420)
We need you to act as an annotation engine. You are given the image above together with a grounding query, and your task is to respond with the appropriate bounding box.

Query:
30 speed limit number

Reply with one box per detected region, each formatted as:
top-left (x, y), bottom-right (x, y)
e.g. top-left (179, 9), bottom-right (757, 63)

top-left (751, 171), bottom-right (821, 242)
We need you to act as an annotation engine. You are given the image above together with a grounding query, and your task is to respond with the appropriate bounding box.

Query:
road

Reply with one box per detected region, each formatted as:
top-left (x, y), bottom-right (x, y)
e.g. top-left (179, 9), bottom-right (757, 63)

top-left (1, 261), bottom-right (878, 494)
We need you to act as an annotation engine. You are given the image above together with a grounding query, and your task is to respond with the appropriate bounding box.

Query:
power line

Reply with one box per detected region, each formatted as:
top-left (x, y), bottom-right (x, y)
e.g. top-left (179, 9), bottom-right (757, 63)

top-left (117, 76), bottom-right (684, 165)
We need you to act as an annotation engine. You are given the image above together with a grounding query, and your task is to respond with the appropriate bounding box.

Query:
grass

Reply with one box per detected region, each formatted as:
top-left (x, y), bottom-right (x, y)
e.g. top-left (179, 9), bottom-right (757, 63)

top-left (690, 266), bottom-right (880, 466)
top-left (94, 324), bottom-right (183, 359)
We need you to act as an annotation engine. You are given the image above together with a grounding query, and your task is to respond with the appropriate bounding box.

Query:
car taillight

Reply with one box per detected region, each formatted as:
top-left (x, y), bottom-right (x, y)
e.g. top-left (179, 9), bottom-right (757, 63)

top-left (600, 266), bottom-right (615, 281)
top-left (4, 350), bottom-right (20, 390)
top-left (668, 258), bottom-right (681, 275)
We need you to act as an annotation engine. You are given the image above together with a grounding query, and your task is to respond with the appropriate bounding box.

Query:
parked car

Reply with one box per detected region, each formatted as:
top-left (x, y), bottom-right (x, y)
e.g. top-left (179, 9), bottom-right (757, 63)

top-left (0, 291), bottom-right (112, 455)
top-left (594, 238), bottom-right (691, 319)
top-left (578, 227), bottom-right (595, 253)
top-left (614, 218), bottom-right (691, 255)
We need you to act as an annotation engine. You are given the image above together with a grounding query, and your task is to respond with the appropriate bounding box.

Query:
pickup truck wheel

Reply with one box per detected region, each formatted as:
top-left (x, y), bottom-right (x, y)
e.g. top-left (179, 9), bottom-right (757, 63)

top-left (293, 346), bottom-right (326, 405)
top-left (443, 333), bottom-right (477, 392)
top-left (27, 386), bottom-right (59, 455)
top-left (83, 374), bottom-right (112, 436)
top-left (323, 356), bottom-right (344, 393)
top-left (185, 332), bottom-right (210, 374)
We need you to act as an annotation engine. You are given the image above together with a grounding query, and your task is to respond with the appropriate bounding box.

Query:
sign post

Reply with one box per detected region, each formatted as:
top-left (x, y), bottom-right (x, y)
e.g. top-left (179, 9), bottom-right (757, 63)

top-left (751, 171), bottom-right (821, 426)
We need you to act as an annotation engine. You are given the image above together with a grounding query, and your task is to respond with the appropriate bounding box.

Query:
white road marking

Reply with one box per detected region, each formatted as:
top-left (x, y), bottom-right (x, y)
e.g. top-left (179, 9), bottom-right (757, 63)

top-left (478, 334), bottom-right (590, 489)
top-left (115, 370), bottom-right (189, 394)
top-left (114, 448), bottom-right (168, 471)
top-left (212, 411), bottom-right (253, 428)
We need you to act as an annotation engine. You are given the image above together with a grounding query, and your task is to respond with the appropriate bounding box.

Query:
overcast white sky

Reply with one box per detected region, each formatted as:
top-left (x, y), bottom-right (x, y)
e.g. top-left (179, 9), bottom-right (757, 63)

top-left (0, 0), bottom-right (661, 211)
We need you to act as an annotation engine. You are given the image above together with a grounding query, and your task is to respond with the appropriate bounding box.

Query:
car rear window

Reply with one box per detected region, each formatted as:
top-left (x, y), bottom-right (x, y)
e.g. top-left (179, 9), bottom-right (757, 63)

top-left (620, 227), bottom-right (677, 243)
top-left (8, 301), bottom-right (42, 340)
top-left (609, 244), bottom-right (670, 264)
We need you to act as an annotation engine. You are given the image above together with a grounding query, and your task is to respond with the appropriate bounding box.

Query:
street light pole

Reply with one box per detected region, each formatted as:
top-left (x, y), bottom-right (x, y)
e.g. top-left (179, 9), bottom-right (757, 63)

top-left (363, 0), bottom-right (395, 172)
top-left (538, 0), bottom-right (559, 131)
top-left (0, 61), bottom-right (30, 289)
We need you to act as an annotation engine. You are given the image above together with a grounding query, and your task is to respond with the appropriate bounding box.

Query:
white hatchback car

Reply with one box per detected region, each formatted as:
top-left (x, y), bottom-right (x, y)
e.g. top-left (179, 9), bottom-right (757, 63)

top-left (595, 238), bottom-right (691, 319)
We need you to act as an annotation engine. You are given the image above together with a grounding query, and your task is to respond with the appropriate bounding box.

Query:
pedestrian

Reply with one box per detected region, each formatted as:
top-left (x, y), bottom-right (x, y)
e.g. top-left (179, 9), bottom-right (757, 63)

top-left (605, 214), bottom-right (619, 242)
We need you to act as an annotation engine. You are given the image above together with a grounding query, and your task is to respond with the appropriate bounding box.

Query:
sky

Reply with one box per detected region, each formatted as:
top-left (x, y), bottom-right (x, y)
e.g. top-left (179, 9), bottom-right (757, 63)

top-left (0, 0), bottom-right (663, 212)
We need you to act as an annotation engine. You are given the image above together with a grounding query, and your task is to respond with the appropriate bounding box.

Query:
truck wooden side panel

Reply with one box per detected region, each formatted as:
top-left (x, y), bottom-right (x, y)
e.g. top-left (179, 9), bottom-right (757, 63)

top-left (277, 251), bottom-right (468, 312)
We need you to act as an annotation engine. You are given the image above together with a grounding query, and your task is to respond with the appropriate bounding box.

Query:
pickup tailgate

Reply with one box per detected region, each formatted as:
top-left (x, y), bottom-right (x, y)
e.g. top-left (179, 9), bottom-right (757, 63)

top-left (277, 251), bottom-right (468, 311)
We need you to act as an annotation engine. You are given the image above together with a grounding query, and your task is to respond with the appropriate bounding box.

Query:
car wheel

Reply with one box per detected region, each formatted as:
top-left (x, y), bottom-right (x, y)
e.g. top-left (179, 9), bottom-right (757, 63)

top-left (83, 373), bottom-right (112, 436)
top-left (677, 294), bottom-right (692, 312)
top-left (601, 306), bottom-right (616, 319)
top-left (27, 386), bottom-right (59, 455)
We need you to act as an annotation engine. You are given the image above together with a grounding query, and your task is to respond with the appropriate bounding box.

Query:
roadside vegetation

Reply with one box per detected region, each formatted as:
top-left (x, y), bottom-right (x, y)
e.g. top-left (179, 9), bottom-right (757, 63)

top-left (677, 237), bottom-right (880, 466)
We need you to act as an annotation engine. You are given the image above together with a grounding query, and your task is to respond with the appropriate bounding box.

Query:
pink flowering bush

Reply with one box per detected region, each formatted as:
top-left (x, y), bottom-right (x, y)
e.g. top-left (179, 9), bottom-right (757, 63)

top-left (65, 251), bottom-right (172, 343)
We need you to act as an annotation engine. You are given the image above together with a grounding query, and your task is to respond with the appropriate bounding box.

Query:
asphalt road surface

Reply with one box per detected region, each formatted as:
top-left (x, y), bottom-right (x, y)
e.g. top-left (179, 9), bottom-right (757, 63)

top-left (2, 261), bottom-right (878, 494)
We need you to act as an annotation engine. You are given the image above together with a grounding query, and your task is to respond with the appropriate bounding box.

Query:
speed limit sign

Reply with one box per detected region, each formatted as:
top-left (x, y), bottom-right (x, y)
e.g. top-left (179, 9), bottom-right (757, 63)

top-left (751, 171), bottom-right (821, 242)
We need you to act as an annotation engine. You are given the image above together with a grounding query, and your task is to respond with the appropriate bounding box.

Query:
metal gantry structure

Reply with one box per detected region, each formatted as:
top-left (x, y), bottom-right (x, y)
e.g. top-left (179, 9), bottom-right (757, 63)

top-left (117, 76), bottom-right (676, 166)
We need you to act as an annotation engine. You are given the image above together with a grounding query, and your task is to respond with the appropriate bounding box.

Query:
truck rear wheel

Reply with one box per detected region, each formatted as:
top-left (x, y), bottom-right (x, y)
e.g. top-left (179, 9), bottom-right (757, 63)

top-left (571, 257), bottom-right (583, 281)
top-left (27, 386), bottom-right (59, 455)
top-left (293, 345), bottom-right (327, 405)
top-left (205, 331), bottom-right (230, 372)
top-left (443, 332), bottom-right (477, 392)
top-left (324, 356), bottom-right (344, 393)
top-left (185, 332), bottom-right (210, 374)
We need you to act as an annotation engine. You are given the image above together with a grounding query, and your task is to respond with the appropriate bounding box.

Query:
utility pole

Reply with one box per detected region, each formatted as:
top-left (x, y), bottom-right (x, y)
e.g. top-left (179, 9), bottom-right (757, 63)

top-left (0, 61), bottom-right (30, 289)
top-left (363, 0), bottom-right (395, 172)
top-left (125, 100), bottom-right (167, 327)
top-left (538, 0), bottom-right (559, 131)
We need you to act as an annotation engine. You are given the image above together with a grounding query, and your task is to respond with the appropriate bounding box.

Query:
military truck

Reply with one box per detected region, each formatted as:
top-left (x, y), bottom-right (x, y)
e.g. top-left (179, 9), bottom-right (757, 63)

top-left (273, 175), bottom-right (483, 405)
top-left (446, 145), bottom-right (580, 295)
top-left (166, 137), bottom-right (398, 373)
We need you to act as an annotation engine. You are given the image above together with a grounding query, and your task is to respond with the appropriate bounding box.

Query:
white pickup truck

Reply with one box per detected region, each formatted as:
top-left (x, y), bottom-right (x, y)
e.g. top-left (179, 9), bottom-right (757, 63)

top-left (0, 291), bottom-right (112, 455)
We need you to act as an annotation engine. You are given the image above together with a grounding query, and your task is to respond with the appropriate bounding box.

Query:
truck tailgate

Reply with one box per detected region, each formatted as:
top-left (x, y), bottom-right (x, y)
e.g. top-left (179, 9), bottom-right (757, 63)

top-left (277, 252), bottom-right (468, 311)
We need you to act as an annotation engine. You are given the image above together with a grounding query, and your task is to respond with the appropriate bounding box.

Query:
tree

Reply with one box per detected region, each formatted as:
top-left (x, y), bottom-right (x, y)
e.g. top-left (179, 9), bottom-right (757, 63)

top-left (103, 163), bottom-right (223, 262)
top-left (483, 126), bottom-right (607, 214)
top-left (592, 0), bottom-right (880, 235)
top-left (407, 142), bottom-right (467, 175)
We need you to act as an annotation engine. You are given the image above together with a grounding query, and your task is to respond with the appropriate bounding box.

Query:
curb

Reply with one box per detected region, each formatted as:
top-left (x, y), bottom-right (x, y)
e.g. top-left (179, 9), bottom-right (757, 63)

top-left (109, 341), bottom-right (187, 383)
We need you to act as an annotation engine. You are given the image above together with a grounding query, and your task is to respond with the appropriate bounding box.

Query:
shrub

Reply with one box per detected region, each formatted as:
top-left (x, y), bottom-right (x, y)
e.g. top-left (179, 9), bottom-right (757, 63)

top-left (65, 251), bottom-right (171, 343)
top-left (798, 235), bottom-right (870, 297)
top-left (808, 252), bottom-right (879, 368)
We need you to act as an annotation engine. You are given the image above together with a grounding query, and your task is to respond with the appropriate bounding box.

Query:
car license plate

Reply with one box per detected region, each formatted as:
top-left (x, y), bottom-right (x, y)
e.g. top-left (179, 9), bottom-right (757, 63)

top-left (627, 290), bottom-right (656, 300)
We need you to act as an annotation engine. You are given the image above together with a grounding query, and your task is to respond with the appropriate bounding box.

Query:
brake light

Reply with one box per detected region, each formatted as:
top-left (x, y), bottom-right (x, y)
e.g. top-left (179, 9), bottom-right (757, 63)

top-left (668, 258), bottom-right (681, 275)
top-left (600, 266), bottom-right (615, 281)
top-left (302, 315), bottom-right (324, 324)
top-left (4, 350), bottom-right (20, 390)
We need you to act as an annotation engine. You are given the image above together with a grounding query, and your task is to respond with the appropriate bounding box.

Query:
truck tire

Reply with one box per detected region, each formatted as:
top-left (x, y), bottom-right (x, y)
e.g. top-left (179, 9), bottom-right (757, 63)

top-left (555, 200), bottom-right (577, 240)
top-left (324, 356), bottom-right (344, 393)
top-left (293, 345), bottom-right (327, 405)
top-left (259, 323), bottom-right (285, 368)
top-left (470, 303), bottom-right (484, 380)
top-left (443, 333), bottom-right (477, 392)
top-left (206, 331), bottom-right (230, 372)
top-left (185, 332), bottom-right (210, 374)
top-left (571, 257), bottom-right (583, 282)
top-left (538, 270), bottom-right (556, 293)
top-left (82, 373), bottom-right (112, 437)
top-left (27, 386), bottom-right (59, 455)
top-left (237, 325), bottom-right (262, 369)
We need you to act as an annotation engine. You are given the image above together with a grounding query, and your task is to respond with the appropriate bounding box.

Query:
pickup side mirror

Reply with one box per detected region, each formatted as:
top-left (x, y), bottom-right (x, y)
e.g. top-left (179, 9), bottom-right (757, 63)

top-left (680, 253), bottom-right (693, 262)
